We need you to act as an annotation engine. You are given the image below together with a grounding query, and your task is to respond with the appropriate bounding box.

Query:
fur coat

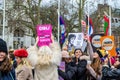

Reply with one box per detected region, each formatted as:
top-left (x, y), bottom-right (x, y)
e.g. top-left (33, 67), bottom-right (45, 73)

top-left (27, 41), bottom-right (62, 80)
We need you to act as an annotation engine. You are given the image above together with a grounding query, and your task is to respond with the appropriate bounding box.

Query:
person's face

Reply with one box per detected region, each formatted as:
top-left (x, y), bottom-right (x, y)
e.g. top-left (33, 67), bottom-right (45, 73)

top-left (75, 50), bottom-right (82, 59)
top-left (114, 61), bottom-right (120, 68)
top-left (64, 57), bottom-right (72, 63)
top-left (15, 56), bottom-right (22, 65)
top-left (0, 52), bottom-right (6, 62)
top-left (70, 37), bottom-right (75, 43)
top-left (93, 52), bottom-right (99, 58)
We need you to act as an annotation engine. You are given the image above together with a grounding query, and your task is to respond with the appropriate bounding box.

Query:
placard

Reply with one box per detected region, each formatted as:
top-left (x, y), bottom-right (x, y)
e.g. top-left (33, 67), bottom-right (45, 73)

top-left (101, 36), bottom-right (117, 56)
top-left (68, 33), bottom-right (84, 51)
top-left (36, 24), bottom-right (52, 47)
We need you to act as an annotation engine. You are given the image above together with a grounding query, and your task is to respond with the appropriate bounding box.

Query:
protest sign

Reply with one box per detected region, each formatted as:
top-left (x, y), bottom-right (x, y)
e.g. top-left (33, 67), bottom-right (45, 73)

top-left (68, 33), bottom-right (84, 51)
top-left (36, 24), bottom-right (52, 47)
top-left (101, 36), bottom-right (117, 56)
top-left (91, 34), bottom-right (104, 52)
top-left (59, 61), bottom-right (65, 80)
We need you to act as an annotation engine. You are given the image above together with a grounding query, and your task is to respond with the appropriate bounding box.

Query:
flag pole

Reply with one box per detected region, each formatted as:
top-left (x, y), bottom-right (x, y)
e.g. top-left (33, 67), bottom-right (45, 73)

top-left (109, 0), bottom-right (111, 36)
top-left (58, 0), bottom-right (60, 42)
top-left (87, 0), bottom-right (89, 36)
top-left (2, 0), bottom-right (5, 40)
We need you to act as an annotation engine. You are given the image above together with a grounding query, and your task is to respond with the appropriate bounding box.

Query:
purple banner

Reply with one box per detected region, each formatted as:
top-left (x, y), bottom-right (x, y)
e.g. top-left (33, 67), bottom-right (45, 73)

top-left (36, 24), bottom-right (52, 47)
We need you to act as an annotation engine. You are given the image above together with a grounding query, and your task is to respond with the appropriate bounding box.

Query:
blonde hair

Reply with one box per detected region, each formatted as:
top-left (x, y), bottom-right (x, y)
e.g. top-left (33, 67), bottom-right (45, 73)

top-left (36, 46), bottom-right (52, 68)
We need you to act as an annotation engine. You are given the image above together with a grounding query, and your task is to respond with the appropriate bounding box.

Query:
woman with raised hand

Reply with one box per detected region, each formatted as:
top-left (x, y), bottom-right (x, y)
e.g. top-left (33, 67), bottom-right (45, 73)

top-left (0, 38), bottom-right (16, 80)
top-left (27, 35), bottom-right (62, 80)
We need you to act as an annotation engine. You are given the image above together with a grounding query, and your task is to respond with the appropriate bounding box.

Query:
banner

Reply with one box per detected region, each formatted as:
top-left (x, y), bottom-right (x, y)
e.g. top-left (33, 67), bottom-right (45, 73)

top-left (36, 24), bottom-right (52, 47)
top-left (101, 36), bottom-right (117, 56)
top-left (91, 34), bottom-right (104, 52)
top-left (68, 33), bottom-right (84, 51)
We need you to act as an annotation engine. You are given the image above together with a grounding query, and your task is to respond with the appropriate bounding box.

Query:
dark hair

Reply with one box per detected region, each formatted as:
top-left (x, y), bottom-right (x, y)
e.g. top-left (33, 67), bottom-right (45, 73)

top-left (74, 48), bottom-right (83, 54)
top-left (68, 34), bottom-right (76, 42)
top-left (0, 56), bottom-right (12, 73)
top-left (9, 53), bottom-right (15, 60)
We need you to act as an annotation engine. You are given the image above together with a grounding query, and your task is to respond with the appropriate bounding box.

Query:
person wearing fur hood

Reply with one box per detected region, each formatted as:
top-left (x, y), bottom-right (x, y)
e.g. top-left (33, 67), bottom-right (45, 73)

top-left (27, 35), bottom-right (62, 80)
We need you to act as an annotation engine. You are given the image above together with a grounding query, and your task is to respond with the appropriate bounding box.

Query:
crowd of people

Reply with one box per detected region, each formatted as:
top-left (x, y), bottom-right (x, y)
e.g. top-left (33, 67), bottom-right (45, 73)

top-left (0, 36), bottom-right (120, 80)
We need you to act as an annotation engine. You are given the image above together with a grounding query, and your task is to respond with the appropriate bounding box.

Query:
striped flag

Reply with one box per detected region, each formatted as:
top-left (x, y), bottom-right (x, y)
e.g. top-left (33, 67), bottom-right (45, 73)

top-left (60, 16), bottom-right (66, 44)
top-left (104, 15), bottom-right (109, 35)
top-left (86, 16), bottom-right (94, 36)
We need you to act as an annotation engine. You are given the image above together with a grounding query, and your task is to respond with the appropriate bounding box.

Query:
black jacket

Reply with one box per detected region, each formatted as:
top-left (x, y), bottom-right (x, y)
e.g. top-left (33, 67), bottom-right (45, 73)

top-left (71, 57), bottom-right (87, 80)
top-left (102, 66), bottom-right (120, 80)
top-left (58, 57), bottom-right (87, 80)
top-left (58, 62), bottom-right (77, 80)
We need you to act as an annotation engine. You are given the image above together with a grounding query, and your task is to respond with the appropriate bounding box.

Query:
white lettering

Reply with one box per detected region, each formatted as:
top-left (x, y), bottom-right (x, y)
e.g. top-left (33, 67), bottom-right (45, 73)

top-left (39, 26), bottom-right (50, 30)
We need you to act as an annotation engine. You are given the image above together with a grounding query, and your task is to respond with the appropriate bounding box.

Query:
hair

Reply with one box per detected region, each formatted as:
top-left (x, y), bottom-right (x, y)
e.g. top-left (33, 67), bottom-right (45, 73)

top-left (74, 48), bottom-right (83, 54)
top-left (9, 53), bottom-right (15, 60)
top-left (90, 57), bottom-right (102, 77)
top-left (0, 56), bottom-right (12, 73)
top-left (68, 34), bottom-right (76, 42)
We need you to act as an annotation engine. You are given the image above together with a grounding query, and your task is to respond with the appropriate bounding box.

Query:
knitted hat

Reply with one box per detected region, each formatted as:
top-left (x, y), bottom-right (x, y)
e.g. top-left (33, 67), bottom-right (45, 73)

top-left (14, 49), bottom-right (28, 58)
top-left (0, 38), bottom-right (8, 55)
top-left (96, 49), bottom-right (108, 61)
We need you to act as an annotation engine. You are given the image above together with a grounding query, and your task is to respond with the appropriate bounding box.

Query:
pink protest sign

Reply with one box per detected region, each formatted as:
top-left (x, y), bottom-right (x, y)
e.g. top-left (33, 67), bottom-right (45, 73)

top-left (36, 24), bottom-right (52, 47)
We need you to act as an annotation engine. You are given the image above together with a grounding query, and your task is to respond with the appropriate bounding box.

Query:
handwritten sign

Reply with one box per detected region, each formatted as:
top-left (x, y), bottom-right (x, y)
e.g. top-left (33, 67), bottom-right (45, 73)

top-left (36, 24), bottom-right (52, 47)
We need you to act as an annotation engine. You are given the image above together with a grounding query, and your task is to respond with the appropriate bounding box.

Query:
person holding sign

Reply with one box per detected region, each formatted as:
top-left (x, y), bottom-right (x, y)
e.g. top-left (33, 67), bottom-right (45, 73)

top-left (27, 35), bottom-right (62, 80)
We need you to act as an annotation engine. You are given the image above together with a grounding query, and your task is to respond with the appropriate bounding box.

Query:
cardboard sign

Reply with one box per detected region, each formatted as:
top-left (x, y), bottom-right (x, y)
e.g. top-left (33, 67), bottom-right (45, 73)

top-left (68, 33), bottom-right (84, 51)
top-left (101, 36), bottom-right (117, 56)
top-left (91, 34), bottom-right (104, 52)
top-left (36, 24), bottom-right (52, 47)
top-left (59, 61), bottom-right (65, 80)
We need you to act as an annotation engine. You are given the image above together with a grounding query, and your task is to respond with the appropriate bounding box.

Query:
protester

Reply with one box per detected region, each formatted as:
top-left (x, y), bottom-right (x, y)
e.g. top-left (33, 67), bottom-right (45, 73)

top-left (58, 50), bottom-right (76, 80)
top-left (70, 48), bottom-right (87, 80)
top-left (0, 38), bottom-right (16, 80)
top-left (86, 50), bottom-right (103, 80)
top-left (9, 53), bottom-right (17, 69)
top-left (102, 56), bottom-right (120, 80)
top-left (27, 35), bottom-right (62, 80)
top-left (14, 48), bottom-right (33, 80)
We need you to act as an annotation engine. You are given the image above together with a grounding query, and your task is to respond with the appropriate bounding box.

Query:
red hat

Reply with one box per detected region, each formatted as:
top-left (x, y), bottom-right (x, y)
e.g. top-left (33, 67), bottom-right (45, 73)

top-left (14, 49), bottom-right (28, 58)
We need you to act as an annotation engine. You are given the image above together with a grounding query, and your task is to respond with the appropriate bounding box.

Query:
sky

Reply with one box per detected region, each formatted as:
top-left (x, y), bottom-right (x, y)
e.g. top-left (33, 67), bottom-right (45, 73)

top-left (0, 0), bottom-right (120, 10)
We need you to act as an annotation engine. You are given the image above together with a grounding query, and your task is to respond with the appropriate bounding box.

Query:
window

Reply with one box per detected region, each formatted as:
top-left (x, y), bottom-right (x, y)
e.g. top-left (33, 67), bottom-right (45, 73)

top-left (14, 29), bottom-right (24, 37)
top-left (115, 19), bottom-right (118, 23)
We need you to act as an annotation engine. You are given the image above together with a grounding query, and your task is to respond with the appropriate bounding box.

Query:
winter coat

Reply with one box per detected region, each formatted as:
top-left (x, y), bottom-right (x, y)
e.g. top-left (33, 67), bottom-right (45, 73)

top-left (16, 64), bottom-right (33, 80)
top-left (0, 67), bottom-right (16, 80)
top-left (69, 57), bottom-right (87, 80)
top-left (27, 42), bottom-right (62, 80)
top-left (58, 62), bottom-right (77, 80)
top-left (102, 65), bottom-right (120, 80)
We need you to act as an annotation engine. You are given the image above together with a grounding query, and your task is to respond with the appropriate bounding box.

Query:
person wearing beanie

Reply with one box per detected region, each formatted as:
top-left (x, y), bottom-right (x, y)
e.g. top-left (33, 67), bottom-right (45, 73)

top-left (27, 35), bottom-right (62, 80)
top-left (14, 49), bottom-right (33, 80)
top-left (0, 38), bottom-right (16, 80)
